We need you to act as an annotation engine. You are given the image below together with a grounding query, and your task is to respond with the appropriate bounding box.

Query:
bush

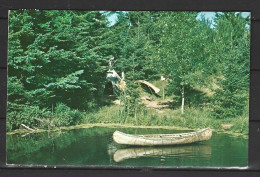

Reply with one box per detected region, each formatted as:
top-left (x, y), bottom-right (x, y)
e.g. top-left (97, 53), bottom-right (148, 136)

top-left (212, 91), bottom-right (247, 119)
top-left (54, 103), bottom-right (83, 127)
top-left (231, 116), bottom-right (248, 134)
top-left (7, 102), bottom-right (84, 131)
top-left (7, 103), bottom-right (52, 131)
top-left (85, 113), bottom-right (96, 123)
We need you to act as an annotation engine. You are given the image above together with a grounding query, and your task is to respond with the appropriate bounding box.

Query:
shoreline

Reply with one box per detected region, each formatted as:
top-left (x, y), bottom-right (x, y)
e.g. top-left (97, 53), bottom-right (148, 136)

top-left (6, 123), bottom-right (248, 139)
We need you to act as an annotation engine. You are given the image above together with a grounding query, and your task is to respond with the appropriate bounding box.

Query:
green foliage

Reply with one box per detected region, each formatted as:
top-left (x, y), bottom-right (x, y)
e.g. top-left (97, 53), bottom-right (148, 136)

top-left (8, 10), bottom-right (112, 110)
top-left (7, 103), bottom-right (52, 131)
top-left (54, 103), bottom-right (83, 126)
top-left (211, 13), bottom-right (250, 119)
top-left (8, 11), bottom-right (249, 131)
top-left (110, 11), bottom-right (160, 81)
top-left (7, 102), bottom-right (83, 131)
top-left (119, 81), bottom-right (140, 124)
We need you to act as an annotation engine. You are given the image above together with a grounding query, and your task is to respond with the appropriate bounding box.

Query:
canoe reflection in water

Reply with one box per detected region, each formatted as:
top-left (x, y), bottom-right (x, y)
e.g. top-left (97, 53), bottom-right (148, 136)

top-left (113, 145), bottom-right (211, 162)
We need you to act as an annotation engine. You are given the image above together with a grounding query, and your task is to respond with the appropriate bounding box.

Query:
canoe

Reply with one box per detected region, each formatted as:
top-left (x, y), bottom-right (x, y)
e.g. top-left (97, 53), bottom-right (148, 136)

top-left (113, 145), bottom-right (211, 162)
top-left (112, 128), bottom-right (212, 146)
top-left (137, 80), bottom-right (160, 94)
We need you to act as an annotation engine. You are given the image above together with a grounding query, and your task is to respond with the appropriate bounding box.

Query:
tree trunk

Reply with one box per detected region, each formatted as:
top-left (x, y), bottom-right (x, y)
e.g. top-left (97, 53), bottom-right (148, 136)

top-left (162, 80), bottom-right (165, 100)
top-left (181, 86), bottom-right (184, 114)
top-left (134, 102), bottom-right (138, 125)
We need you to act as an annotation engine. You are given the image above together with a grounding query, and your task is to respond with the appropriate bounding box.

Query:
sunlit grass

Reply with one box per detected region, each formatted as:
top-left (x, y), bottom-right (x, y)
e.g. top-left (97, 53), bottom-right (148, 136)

top-left (82, 104), bottom-right (248, 135)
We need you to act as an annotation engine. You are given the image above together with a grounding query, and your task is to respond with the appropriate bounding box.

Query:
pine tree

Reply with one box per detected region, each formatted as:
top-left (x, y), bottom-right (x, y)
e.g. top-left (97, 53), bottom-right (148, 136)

top-left (211, 12), bottom-right (250, 119)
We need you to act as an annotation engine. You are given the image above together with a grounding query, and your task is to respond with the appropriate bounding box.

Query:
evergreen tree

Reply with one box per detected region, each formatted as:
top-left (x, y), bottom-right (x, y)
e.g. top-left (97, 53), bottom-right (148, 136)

top-left (8, 10), bottom-right (112, 110)
top-left (211, 12), bottom-right (250, 118)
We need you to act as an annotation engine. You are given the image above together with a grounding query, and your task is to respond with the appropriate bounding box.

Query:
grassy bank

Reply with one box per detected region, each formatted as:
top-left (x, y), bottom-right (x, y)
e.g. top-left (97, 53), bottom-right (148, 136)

top-left (82, 104), bottom-right (248, 135)
top-left (7, 122), bottom-right (248, 139)
top-left (7, 104), bottom-right (248, 138)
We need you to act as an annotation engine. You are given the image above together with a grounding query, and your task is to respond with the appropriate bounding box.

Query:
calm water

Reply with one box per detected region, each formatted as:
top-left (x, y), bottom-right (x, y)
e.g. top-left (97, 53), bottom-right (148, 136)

top-left (6, 127), bottom-right (248, 167)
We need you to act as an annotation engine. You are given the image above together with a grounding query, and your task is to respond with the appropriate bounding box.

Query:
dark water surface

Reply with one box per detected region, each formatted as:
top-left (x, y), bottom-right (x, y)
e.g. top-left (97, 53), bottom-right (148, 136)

top-left (6, 127), bottom-right (248, 167)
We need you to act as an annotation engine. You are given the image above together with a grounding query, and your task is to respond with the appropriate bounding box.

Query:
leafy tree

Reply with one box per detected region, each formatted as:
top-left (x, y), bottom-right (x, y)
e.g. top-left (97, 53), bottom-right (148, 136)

top-left (151, 12), bottom-right (211, 113)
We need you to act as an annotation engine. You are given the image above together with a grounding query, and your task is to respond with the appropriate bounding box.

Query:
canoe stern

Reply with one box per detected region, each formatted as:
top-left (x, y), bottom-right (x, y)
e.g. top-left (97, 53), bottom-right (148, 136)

top-left (199, 128), bottom-right (212, 141)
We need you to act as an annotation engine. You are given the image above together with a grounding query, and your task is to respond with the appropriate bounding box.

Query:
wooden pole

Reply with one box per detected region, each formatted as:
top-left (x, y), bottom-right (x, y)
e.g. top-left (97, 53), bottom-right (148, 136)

top-left (161, 76), bottom-right (165, 100)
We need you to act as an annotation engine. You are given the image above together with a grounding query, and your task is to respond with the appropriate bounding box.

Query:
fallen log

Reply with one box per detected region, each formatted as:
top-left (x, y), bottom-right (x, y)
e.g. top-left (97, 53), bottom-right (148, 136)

top-left (21, 124), bottom-right (35, 131)
top-left (34, 118), bottom-right (43, 122)
top-left (21, 133), bottom-right (31, 137)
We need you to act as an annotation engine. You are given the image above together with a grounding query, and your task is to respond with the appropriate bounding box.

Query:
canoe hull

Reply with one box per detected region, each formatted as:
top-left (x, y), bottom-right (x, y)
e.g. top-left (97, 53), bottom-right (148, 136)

top-left (113, 128), bottom-right (212, 146)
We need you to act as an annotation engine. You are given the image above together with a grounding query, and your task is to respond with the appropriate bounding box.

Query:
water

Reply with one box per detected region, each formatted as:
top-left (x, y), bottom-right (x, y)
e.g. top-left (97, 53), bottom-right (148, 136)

top-left (6, 127), bottom-right (248, 167)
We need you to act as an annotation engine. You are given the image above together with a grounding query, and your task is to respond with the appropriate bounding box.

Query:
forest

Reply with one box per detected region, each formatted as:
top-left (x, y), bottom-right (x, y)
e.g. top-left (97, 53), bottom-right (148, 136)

top-left (7, 11), bottom-right (250, 135)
